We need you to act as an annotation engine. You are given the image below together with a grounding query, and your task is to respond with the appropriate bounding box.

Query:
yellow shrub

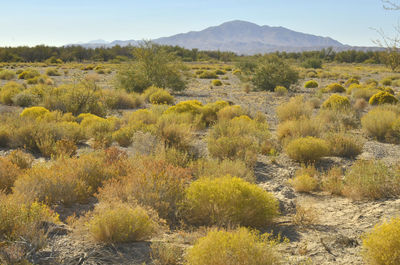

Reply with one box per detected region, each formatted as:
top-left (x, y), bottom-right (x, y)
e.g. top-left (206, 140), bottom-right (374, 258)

top-left (18, 69), bottom-right (40, 79)
top-left (87, 202), bottom-right (158, 243)
top-left (288, 174), bottom-right (318, 193)
top-left (217, 105), bottom-right (247, 120)
top-left (149, 89), bottom-right (174, 105)
top-left (276, 96), bottom-right (313, 121)
top-left (285, 137), bottom-right (329, 163)
top-left (7, 149), bottom-right (34, 169)
top-left (325, 83), bottom-right (345, 93)
top-left (182, 176), bottom-right (279, 228)
top-left (0, 81), bottom-right (23, 105)
top-left (20, 106), bottom-right (50, 119)
top-left (362, 217), bottom-right (400, 265)
top-left (274, 85), bottom-right (288, 96)
top-left (165, 100), bottom-right (203, 115)
top-left (212, 79), bottom-right (223, 86)
top-left (185, 227), bottom-right (280, 265)
top-left (321, 94), bottom-right (350, 110)
top-left (369, 91), bottom-right (398, 105)
top-left (304, 80), bottom-right (318, 88)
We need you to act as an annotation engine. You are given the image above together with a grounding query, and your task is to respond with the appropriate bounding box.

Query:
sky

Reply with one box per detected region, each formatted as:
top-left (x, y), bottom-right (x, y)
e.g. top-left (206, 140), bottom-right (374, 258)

top-left (0, 0), bottom-right (399, 47)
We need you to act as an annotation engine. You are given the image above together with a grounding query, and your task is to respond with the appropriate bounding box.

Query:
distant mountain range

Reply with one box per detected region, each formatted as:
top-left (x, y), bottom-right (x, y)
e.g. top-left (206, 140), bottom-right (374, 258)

top-left (67, 20), bottom-right (380, 54)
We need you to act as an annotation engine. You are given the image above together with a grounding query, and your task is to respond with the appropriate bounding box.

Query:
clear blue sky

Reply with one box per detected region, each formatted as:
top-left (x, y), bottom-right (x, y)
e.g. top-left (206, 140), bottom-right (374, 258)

top-left (0, 0), bottom-right (398, 47)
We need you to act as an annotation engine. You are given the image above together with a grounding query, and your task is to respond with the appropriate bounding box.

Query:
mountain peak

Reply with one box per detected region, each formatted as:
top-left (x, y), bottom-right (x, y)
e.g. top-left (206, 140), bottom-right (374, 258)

top-left (69, 20), bottom-right (346, 54)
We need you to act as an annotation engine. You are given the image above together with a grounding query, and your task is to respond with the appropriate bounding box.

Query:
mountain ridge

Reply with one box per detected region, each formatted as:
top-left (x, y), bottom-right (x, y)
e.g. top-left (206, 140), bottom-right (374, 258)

top-left (67, 20), bottom-right (379, 54)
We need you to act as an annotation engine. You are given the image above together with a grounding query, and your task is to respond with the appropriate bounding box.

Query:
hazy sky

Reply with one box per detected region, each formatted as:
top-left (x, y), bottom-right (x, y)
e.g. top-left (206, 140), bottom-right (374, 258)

top-left (0, 0), bottom-right (399, 47)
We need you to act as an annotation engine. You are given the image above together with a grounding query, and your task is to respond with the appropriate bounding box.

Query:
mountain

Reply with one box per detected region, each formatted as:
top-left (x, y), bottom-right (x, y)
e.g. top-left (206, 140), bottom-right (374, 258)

top-left (68, 20), bottom-right (377, 54)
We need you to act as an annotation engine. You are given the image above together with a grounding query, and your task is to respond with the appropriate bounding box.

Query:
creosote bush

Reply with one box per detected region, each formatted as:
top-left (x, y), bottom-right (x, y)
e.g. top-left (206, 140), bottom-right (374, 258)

top-left (115, 41), bottom-right (187, 93)
top-left (285, 136), bottom-right (329, 163)
top-left (185, 227), bottom-right (280, 265)
top-left (362, 217), bottom-right (400, 265)
top-left (182, 176), bottom-right (279, 228)
top-left (87, 202), bottom-right (159, 243)
top-left (251, 55), bottom-right (299, 91)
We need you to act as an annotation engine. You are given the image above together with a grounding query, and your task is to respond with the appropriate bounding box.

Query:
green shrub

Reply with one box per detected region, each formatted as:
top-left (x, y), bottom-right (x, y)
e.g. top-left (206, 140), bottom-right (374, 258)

top-left (212, 79), bottom-right (223, 86)
top-left (361, 108), bottom-right (397, 141)
top-left (362, 217), bottom-right (400, 265)
top-left (302, 58), bottom-right (322, 69)
top-left (325, 132), bottom-right (363, 158)
top-left (274, 85), bottom-right (288, 96)
top-left (369, 91), bottom-right (398, 105)
top-left (185, 227), bottom-right (280, 265)
top-left (276, 96), bottom-right (313, 121)
top-left (182, 176), bottom-right (279, 228)
top-left (252, 55), bottom-right (299, 91)
top-left (45, 68), bottom-right (61, 76)
top-left (18, 69), bottom-right (40, 80)
top-left (87, 202), bottom-right (158, 243)
top-left (304, 80), bottom-right (318, 88)
top-left (0, 69), bottom-right (16, 80)
top-left (199, 71), bottom-right (218, 79)
top-left (322, 94), bottom-right (351, 110)
top-left (285, 137), bottom-right (329, 163)
top-left (149, 89), bottom-right (174, 105)
top-left (115, 41), bottom-right (187, 93)
top-left (325, 83), bottom-right (345, 93)
top-left (343, 160), bottom-right (400, 200)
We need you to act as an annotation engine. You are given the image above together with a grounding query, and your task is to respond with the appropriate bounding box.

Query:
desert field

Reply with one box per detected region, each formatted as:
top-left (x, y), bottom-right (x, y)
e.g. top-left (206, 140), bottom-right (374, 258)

top-left (1, 46), bottom-right (400, 265)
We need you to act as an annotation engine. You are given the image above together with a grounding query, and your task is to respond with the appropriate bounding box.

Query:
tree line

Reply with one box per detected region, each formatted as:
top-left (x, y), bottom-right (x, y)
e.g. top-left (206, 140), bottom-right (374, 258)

top-left (0, 44), bottom-right (388, 65)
